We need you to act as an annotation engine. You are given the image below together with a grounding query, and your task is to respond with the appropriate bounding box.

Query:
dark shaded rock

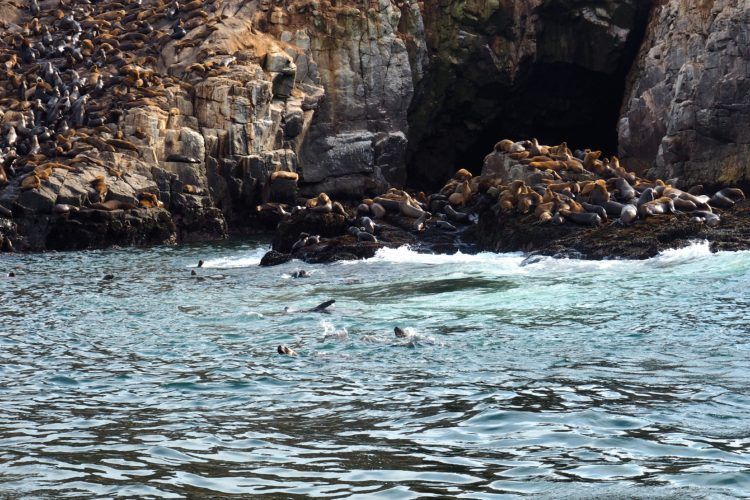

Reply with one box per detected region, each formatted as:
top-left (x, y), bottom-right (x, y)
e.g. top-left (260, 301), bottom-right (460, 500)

top-left (260, 250), bottom-right (292, 267)
top-left (273, 211), bottom-right (349, 253)
top-left (474, 200), bottom-right (750, 259)
top-left (44, 208), bottom-right (177, 251)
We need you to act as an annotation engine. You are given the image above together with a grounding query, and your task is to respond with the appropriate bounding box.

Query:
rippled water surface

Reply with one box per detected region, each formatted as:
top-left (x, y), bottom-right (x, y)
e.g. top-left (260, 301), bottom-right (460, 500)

top-left (1, 240), bottom-right (750, 498)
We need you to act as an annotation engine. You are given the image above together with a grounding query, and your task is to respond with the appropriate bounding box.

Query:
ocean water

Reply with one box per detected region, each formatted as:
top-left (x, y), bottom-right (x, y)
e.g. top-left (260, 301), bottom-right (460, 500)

top-left (1, 240), bottom-right (750, 498)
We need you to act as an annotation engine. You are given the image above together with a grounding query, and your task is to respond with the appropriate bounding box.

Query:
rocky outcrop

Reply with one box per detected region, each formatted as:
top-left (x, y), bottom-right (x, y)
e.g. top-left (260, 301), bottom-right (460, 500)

top-left (253, 0), bottom-right (427, 197)
top-left (619, 0), bottom-right (750, 190)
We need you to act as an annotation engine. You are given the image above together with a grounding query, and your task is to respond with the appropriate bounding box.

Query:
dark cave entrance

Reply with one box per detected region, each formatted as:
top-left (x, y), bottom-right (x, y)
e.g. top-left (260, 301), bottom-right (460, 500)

top-left (405, 2), bottom-right (653, 191)
top-left (460, 64), bottom-right (627, 174)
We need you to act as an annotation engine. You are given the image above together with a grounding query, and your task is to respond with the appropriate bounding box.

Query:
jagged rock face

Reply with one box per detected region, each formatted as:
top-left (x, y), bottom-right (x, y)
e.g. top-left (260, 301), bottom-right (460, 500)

top-left (255, 1), bottom-right (427, 198)
top-left (406, 0), bottom-right (652, 189)
top-left (619, 0), bottom-right (750, 189)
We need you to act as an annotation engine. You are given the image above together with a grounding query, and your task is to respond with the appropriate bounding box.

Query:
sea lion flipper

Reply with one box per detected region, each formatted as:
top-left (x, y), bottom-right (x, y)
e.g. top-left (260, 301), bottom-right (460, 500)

top-left (311, 299), bottom-right (335, 312)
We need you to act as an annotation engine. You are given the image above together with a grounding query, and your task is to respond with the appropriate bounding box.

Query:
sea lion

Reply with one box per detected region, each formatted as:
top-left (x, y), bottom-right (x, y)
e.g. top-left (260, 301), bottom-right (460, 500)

top-left (444, 204), bottom-right (469, 223)
top-left (138, 192), bottom-right (160, 208)
top-left (270, 171), bottom-right (298, 182)
top-left (291, 270), bottom-right (310, 278)
top-left (90, 175), bottom-right (107, 200)
top-left (436, 220), bottom-right (457, 231)
top-left (359, 217), bottom-right (376, 234)
top-left (370, 203), bottom-right (386, 218)
top-left (52, 203), bottom-right (78, 215)
top-left (613, 177), bottom-right (636, 200)
top-left (581, 202), bottom-right (607, 220)
top-left (309, 299), bottom-right (335, 313)
top-left (21, 174), bottom-right (40, 190)
top-left (619, 204), bottom-right (638, 225)
top-left (636, 188), bottom-right (655, 207)
top-left (357, 230), bottom-right (378, 243)
top-left (198, 260), bottom-right (204, 268)
top-left (672, 198), bottom-right (697, 212)
top-left (277, 345), bottom-right (297, 356)
top-left (291, 235), bottom-right (308, 252)
top-left (305, 235), bottom-right (321, 246)
top-left (584, 180), bottom-right (610, 205)
top-left (691, 210), bottom-right (721, 227)
top-left (399, 200), bottom-right (426, 219)
top-left (332, 202), bottom-right (347, 216)
top-left (307, 193), bottom-right (332, 214)
top-left (582, 150), bottom-right (602, 172)
top-left (638, 197), bottom-right (677, 218)
top-left (709, 188), bottom-right (745, 209)
top-left (394, 327), bottom-right (408, 338)
top-left (559, 209), bottom-right (601, 227)
top-left (495, 139), bottom-right (513, 152)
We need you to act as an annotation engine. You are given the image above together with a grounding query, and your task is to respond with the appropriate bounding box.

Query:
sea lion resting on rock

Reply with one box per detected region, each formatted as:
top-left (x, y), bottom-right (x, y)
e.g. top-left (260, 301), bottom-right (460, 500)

top-left (306, 193), bottom-right (332, 214)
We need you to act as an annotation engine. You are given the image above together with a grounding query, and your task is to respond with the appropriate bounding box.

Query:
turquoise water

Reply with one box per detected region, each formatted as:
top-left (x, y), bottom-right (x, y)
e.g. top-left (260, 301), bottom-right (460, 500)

top-left (1, 240), bottom-right (750, 498)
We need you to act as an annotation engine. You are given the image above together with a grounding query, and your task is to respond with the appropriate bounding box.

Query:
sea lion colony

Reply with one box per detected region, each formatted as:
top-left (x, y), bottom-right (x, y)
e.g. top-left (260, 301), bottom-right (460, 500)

top-left (0, 0), bottom-right (227, 214)
top-left (275, 137), bottom-right (746, 256)
top-left (0, 0), bottom-right (746, 253)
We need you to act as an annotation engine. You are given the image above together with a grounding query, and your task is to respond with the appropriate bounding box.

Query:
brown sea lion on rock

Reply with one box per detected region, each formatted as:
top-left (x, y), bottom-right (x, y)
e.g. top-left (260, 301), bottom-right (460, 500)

top-left (138, 192), bottom-right (161, 208)
top-left (306, 193), bottom-right (332, 213)
top-left (638, 197), bottom-right (677, 218)
top-left (270, 171), bottom-right (299, 182)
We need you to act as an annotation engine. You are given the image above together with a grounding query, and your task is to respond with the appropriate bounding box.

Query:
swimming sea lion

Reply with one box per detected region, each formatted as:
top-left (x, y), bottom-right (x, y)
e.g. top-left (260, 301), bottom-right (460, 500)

top-left (309, 300), bottom-right (335, 313)
top-left (277, 345), bottom-right (297, 356)
top-left (394, 327), bottom-right (407, 338)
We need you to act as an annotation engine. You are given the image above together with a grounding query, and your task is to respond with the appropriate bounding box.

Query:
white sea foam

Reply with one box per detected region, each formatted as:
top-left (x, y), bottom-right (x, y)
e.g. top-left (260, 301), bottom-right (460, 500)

top-left (345, 240), bottom-right (744, 277)
top-left (199, 247), bottom-right (270, 269)
top-left (321, 319), bottom-right (348, 342)
top-left (356, 245), bottom-right (525, 266)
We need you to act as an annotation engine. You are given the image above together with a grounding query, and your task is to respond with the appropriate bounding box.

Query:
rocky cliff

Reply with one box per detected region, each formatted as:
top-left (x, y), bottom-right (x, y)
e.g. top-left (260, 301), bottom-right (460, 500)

top-left (619, 0), bottom-right (750, 190)
top-left (0, 0), bottom-right (747, 252)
